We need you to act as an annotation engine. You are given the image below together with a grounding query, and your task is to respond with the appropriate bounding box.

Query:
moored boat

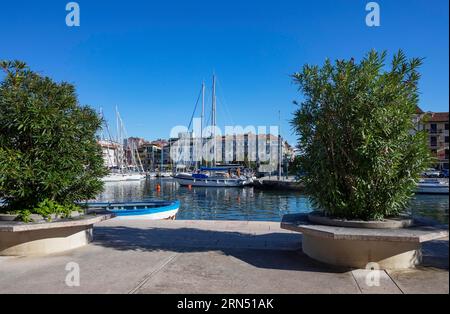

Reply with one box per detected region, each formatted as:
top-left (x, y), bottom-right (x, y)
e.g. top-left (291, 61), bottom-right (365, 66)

top-left (174, 167), bottom-right (251, 187)
top-left (101, 173), bottom-right (146, 182)
top-left (416, 179), bottom-right (449, 195)
top-left (157, 171), bottom-right (173, 178)
top-left (82, 200), bottom-right (180, 220)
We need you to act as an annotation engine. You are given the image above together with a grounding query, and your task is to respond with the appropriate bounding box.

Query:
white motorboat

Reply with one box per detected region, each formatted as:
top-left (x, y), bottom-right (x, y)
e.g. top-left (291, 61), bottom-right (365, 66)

top-left (157, 171), bottom-right (173, 178)
top-left (101, 173), bottom-right (146, 182)
top-left (416, 179), bottom-right (449, 195)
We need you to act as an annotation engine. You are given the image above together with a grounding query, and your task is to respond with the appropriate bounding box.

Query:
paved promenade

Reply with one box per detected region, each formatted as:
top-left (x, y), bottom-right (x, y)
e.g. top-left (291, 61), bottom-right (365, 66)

top-left (0, 219), bottom-right (448, 294)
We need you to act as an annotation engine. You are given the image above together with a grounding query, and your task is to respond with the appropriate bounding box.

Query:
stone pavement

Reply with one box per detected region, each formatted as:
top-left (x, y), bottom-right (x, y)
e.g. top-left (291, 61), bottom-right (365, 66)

top-left (0, 219), bottom-right (448, 294)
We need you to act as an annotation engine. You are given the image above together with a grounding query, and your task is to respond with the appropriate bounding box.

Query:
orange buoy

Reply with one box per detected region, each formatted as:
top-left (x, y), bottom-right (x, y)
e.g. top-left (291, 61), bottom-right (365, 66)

top-left (188, 185), bottom-right (192, 190)
top-left (156, 184), bottom-right (161, 191)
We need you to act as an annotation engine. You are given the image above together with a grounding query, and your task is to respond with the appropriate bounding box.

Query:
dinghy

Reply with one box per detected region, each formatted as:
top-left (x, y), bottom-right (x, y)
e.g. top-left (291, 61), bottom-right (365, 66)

top-left (82, 200), bottom-right (180, 220)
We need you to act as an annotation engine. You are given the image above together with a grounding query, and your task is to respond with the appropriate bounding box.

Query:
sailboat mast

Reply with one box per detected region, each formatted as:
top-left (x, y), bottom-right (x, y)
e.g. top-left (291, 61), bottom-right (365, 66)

top-left (115, 106), bottom-right (122, 174)
top-left (200, 82), bottom-right (205, 168)
top-left (212, 75), bottom-right (216, 167)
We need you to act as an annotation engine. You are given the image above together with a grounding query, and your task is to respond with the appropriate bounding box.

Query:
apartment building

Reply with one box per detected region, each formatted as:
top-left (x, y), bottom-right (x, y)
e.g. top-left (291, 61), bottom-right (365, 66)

top-left (416, 108), bottom-right (449, 170)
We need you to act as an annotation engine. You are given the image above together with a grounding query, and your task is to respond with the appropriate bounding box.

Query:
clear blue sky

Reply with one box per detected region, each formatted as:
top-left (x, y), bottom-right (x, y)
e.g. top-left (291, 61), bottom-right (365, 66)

top-left (1, 0), bottom-right (448, 144)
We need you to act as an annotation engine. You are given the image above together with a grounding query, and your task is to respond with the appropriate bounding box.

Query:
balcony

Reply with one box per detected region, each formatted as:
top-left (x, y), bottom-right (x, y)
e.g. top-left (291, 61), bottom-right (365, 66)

top-left (427, 129), bottom-right (443, 134)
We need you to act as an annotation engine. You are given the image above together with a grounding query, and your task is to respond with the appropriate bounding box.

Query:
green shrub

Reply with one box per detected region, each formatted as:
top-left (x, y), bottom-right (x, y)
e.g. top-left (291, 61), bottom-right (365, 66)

top-left (0, 61), bottom-right (107, 221)
top-left (16, 210), bottom-right (32, 223)
top-left (32, 199), bottom-right (82, 222)
top-left (291, 50), bottom-right (431, 221)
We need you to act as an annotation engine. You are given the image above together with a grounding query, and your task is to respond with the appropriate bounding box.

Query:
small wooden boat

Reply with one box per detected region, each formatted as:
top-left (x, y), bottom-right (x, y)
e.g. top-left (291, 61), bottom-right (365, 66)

top-left (82, 200), bottom-right (180, 220)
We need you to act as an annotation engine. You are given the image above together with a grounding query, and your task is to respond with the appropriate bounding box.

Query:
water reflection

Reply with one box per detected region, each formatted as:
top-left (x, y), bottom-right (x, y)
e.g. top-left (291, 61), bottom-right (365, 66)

top-left (95, 179), bottom-right (448, 223)
top-left (97, 179), bottom-right (312, 221)
top-left (407, 194), bottom-right (449, 224)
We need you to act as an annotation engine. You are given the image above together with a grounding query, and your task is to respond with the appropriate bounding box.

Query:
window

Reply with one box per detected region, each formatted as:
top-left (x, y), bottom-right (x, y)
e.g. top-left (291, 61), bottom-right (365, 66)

top-left (446, 137), bottom-right (449, 144)
top-left (445, 123), bottom-right (449, 131)
top-left (430, 124), bottom-right (437, 133)
top-left (430, 137), bottom-right (438, 147)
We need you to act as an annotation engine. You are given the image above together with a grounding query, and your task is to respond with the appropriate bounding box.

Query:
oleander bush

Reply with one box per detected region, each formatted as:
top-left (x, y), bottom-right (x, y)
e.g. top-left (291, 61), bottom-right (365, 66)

top-left (291, 50), bottom-right (431, 221)
top-left (0, 61), bottom-right (107, 221)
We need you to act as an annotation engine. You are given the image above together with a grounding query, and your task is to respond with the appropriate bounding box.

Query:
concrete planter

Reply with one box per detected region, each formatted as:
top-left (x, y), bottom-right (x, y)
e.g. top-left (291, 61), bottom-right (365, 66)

top-left (307, 212), bottom-right (414, 229)
top-left (0, 211), bottom-right (83, 222)
top-left (281, 213), bottom-right (448, 270)
top-left (0, 214), bottom-right (113, 256)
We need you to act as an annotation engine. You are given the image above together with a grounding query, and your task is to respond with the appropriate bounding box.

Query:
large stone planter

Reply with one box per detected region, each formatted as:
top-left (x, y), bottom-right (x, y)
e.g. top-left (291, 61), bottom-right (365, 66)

top-left (0, 211), bottom-right (83, 222)
top-left (281, 213), bottom-right (449, 270)
top-left (0, 214), bottom-right (113, 256)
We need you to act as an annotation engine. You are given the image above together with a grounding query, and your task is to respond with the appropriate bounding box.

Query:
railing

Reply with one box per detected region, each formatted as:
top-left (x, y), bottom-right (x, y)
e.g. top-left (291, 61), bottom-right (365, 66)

top-left (427, 129), bottom-right (446, 134)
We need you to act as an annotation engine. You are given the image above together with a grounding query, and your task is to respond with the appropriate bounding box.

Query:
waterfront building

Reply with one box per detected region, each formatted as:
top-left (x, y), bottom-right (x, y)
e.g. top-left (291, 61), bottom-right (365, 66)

top-left (122, 134), bottom-right (294, 174)
top-left (118, 137), bottom-right (144, 172)
top-left (98, 140), bottom-right (119, 168)
top-left (170, 132), bottom-right (293, 174)
top-left (137, 142), bottom-right (161, 172)
top-left (415, 107), bottom-right (449, 170)
top-left (136, 139), bottom-right (174, 172)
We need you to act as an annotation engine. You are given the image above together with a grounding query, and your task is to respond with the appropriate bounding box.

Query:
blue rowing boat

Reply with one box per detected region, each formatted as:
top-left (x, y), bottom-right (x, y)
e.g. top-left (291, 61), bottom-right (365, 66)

top-left (82, 200), bottom-right (180, 220)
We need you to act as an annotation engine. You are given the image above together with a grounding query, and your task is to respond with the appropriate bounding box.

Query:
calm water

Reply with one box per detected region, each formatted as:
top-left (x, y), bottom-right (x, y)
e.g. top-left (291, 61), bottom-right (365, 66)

top-left (95, 179), bottom-right (449, 223)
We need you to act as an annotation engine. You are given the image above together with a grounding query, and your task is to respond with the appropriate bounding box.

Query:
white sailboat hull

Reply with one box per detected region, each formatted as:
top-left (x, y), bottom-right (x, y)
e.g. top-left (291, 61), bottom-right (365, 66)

top-left (101, 173), bottom-right (146, 182)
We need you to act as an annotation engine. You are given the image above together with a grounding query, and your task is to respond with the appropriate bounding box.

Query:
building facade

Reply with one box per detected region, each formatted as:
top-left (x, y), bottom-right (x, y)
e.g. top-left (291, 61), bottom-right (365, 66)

top-left (136, 139), bottom-right (173, 172)
top-left (121, 134), bottom-right (295, 173)
top-left (170, 133), bottom-right (293, 174)
top-left (416, 108), bottom-right (449, 170)
top-left (98, 140), bottom-right (119, 168)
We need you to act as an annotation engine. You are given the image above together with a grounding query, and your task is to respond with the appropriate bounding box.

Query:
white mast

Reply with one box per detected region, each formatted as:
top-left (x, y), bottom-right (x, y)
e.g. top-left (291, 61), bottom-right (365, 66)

top-left (200, 82), bottom-right (205, 168)
top-left (278, 110), bottom-right (282, 181)
top-left (212, 74), bottom-right (216, 167)
top-left (115, 106), bottom-right (123, 174)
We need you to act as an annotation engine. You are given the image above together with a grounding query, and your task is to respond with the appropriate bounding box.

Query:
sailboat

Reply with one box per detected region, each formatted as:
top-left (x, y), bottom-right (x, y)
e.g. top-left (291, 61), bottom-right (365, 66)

top-left (173, 75), bottom-right (252, 188)
top-left (101, 107), bottom-right (146, 183)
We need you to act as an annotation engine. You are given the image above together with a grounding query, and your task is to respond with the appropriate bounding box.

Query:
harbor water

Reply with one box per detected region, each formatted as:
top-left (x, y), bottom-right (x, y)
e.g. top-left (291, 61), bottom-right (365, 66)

top-left (95, 178), bottom-right (449, 224)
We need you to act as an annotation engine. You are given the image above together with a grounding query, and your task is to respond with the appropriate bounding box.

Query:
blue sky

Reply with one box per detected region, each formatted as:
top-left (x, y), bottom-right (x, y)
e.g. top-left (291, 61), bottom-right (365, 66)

top-left (1, 0), bottom-right (448, 144)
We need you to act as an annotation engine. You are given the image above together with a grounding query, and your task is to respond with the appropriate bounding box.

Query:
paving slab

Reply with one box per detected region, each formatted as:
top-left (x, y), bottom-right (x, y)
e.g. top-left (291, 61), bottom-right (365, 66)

top-left (0, 245), bottom-right (177, 294)
top-left (386, 267), bottom-right (449, 294)
top-left (351, 269), bottom-right (402, 294)
top-left (136, 249), bottom-right (360, 294)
